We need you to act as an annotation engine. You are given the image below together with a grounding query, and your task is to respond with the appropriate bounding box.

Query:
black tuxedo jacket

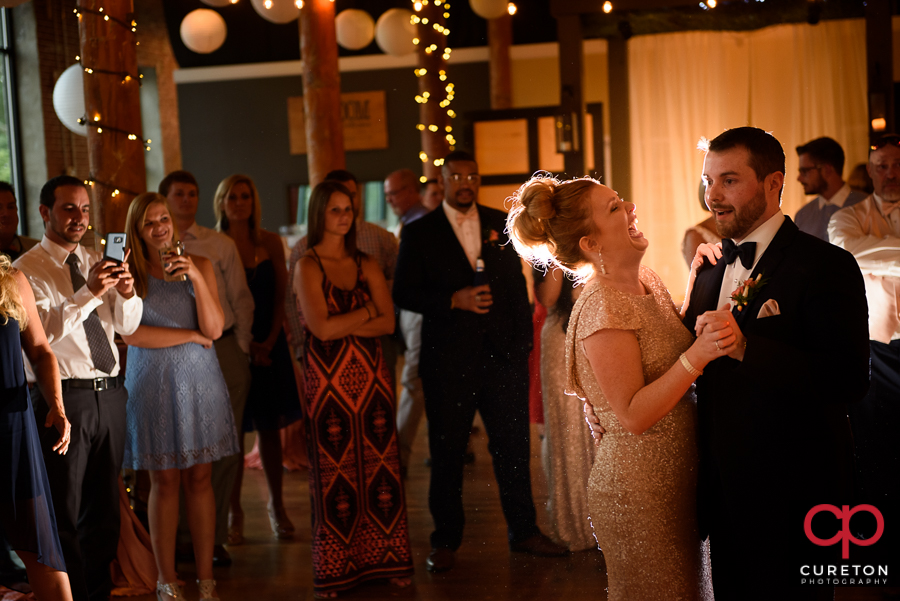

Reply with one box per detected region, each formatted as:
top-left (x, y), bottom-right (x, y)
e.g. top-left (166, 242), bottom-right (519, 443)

top-left (683, 217), bottom-right (869, 504)
top-left (392, 204), bottom-right (533, 379)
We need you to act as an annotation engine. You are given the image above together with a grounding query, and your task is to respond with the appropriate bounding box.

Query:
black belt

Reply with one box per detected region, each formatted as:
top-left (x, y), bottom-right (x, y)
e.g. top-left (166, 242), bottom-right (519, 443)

top-left (63, 376), bottom-right (121, 392)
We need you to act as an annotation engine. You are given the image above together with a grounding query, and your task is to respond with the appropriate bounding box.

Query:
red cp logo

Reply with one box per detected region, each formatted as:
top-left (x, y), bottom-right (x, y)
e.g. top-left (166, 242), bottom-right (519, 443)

top-left (804, 504), bottom-right (884, 559)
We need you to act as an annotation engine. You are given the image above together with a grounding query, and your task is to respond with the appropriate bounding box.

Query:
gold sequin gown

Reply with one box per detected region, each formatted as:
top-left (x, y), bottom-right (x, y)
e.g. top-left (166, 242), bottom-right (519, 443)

top-left (566, 266), bottom-right (713, 601)
top-left (541, 310), bottom-right (597, 551)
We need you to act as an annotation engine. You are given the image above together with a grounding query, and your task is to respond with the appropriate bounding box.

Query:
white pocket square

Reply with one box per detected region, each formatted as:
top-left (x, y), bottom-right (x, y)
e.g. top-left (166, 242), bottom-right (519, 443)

top-left (757, 299), bottom-right (780, 319)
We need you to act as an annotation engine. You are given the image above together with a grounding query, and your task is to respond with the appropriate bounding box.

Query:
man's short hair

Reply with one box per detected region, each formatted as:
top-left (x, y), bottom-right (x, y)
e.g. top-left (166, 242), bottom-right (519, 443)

top-left (324, 169), bottom-right (357, 185)
top-left (443, 150), bottom-right (476, 166)
top-left (700, 127), bottom-right (785, 182)
top-left (796, 137), bottom-right (845, 174)
top-left (40, 175), bottom-right (87, 209)
top-left (0, 181), bottom-right (14, 196)
top-left (421, 178), bottom-right (439, 191)
top-left (158, 170), bottom-right (199, 197)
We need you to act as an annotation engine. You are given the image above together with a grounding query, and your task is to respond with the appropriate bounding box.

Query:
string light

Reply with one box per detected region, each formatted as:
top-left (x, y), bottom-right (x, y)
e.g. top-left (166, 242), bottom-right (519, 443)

top-left (507, 2), bottom-right (516, 15)
top-left (83, 175), bottom-right (141, 198)
top-left (602, 1), bottom-right (613, 13)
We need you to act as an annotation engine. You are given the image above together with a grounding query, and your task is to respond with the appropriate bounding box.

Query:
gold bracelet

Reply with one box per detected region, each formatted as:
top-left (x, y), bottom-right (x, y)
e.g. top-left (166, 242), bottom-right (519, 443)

top-left (679, 353), bottom-right (702, 377)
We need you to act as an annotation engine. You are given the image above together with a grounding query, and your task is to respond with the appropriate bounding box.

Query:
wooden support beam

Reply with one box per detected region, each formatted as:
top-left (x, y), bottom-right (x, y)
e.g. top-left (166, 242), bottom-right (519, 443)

top-left (299, 0), bottom-right (344, 187)
top-left (607, 37), bottom-right (631, 201)
top-left (488, 13), bottom-right (512, 110)
top-left (416, 2), bottom-right (450, 179)
top-left (77, 0), bottom-right (146, 239)
top-left (556, 14), bottom-right (585, 178)
top-left (865, 0), bottom-right (894, 138)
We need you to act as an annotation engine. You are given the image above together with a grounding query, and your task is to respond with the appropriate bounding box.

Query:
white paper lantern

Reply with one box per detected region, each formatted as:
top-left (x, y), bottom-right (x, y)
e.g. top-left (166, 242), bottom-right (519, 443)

top-left (335, 9), bottom-right (375, 51)
top-left (469, 0), bottom-right (507, 19)
top-left (200, 0), bottom-right (234, 7)
top-left (250, 0), bottom-right (298, 25)
top-left (180, 9), bottom-right (227, 54)
top-left (0, 0), bottom-right (31, 7)
top-left (375, 9), bottom-right (416, 57)
top-left (52, 64), bottom-right (86, 137)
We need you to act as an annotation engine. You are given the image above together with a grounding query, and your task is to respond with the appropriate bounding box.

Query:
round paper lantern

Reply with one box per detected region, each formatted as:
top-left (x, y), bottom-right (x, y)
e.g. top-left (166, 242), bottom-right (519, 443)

top-left (200, 0), bottom-right (234, 7)
top-left (469, 0), bottom-right (507, 19)
top-left (375, 9), bottom-right (416, 57)
top-left (52, 64), bottom-right (86, 137)
top-left (250, 0), bottom-right (298, 25)
top-left (335, 9), bottom-right (375, 51)
top-left (180, 9), bottom-right (227, 54)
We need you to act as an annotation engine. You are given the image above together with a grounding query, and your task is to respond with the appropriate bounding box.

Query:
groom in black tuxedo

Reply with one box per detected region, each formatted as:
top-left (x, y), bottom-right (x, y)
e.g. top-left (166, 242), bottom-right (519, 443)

top-left (393, 151), bottom-right (567, 573)
top-left (683, 127), bottom-right (870, 600)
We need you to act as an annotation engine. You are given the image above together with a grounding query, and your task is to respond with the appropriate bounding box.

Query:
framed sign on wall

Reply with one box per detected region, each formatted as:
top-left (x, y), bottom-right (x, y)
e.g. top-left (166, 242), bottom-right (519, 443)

top-left (288, 90), bottom-right (388, 154)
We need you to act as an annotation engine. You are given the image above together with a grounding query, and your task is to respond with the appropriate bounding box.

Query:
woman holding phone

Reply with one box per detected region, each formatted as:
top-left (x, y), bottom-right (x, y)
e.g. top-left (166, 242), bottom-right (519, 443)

top-left (121, 193), bottom-right (239, 601)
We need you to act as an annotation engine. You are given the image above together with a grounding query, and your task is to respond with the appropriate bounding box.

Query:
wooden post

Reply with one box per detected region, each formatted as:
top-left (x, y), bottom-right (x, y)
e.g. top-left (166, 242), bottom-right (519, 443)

top-left (556, 14), bottom-right (585, 177)
top-left (299, 0), bottom-right (344, 187)
top-left (488, 13), bottom-right (512, 110)
top-left (416, 2), bottom-right (450, 180)
top-left (607, 37), bottom-right (631, 201)
top-left (77, 0), bottom-right (146, 240)
top-left (865, 0), bottom-right (894, 138)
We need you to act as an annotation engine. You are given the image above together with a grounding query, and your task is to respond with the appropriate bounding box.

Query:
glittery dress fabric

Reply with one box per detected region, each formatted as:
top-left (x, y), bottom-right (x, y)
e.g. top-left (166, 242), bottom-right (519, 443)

top-left (0, 317), bottom-right (66, 571)
top-left (566, 265), bottom-right (713, 601)
top-left (124, 276), bottom-right (240, 470)
top-left (301, 251), bottom-right (413, 595)
top-left (541, 309), bottom-right (596, 551)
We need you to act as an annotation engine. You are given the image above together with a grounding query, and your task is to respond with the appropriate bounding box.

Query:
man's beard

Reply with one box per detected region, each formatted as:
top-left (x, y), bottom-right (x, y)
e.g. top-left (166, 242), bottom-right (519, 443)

top-left (713, 187), bottom-right (767, 240)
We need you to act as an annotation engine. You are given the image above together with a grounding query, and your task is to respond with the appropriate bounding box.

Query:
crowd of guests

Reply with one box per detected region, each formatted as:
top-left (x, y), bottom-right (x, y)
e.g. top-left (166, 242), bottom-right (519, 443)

top-left (0, 127), bottom-right (898, 601)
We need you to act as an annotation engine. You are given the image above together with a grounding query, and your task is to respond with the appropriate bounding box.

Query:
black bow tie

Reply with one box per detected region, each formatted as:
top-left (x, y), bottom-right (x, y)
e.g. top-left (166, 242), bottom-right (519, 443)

top-left (721, 239), bottom-right (757, 270)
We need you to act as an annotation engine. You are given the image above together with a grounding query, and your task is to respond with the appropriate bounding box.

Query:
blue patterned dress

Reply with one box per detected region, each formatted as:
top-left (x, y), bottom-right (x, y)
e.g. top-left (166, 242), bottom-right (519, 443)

top-left (124, 276), bottom-right (239, 470)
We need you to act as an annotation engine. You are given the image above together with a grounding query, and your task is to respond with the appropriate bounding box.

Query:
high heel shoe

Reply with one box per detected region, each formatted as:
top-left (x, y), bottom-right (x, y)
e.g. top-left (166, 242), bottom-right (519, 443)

top-left (268, 504), bottom-right (295, 539)
top-left (198, 579), bottom-right (219, 601)
top-left (156, 581), bottom-right (185, 601)
top-left (227, 509), bottom-right (244, 545)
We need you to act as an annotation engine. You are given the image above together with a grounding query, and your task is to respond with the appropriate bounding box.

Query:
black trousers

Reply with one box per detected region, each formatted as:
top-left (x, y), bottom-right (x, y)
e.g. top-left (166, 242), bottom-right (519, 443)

top-left (421, 347), bottom-right (538, 551)
top-left (33, 381), bottom-right (127, 601)
top-left (849, 339), bottom-right (900, 503)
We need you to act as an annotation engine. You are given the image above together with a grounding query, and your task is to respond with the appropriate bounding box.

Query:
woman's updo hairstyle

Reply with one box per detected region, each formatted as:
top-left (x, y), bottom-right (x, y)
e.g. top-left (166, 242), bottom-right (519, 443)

top-left (507, 172), bottom-right (600, 282)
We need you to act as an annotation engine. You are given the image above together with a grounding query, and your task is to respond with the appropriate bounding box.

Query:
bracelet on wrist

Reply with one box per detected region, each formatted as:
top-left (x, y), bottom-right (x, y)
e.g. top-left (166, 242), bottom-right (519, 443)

top-left (679, 353), bottom-right (702, 377)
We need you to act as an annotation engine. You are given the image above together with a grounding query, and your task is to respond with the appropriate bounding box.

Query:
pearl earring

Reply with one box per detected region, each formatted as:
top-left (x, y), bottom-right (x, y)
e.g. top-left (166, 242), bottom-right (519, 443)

top-left (599, 251), bottom-right (608, 275)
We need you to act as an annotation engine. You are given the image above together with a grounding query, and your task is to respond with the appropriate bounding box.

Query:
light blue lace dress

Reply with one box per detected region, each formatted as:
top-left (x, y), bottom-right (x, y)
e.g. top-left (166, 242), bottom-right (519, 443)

top-left (123, 276), bottom-right (239, 470)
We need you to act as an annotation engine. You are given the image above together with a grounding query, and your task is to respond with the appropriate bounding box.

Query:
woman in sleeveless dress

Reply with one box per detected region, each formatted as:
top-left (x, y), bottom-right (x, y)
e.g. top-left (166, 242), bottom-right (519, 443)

top-left (507, 175), bottom-right (728, 601)
top-left (121, 193), bottom-right (239, 601)
top-left (533, 267), bottom-right (595, 551)
top-left (213, 174), bottom-right (303, 540)
top-left (0, 254), bottom-right (72, 600)
top-left (295, 180), bottom-right (413, 598)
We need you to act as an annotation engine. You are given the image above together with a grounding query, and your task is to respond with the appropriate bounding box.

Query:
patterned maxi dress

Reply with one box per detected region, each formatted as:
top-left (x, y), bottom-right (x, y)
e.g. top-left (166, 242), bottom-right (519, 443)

top-left (301, 251), bottom-right (413, 595)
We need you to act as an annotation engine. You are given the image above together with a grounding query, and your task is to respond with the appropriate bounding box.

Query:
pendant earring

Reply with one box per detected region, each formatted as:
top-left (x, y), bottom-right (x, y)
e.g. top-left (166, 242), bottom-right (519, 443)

top-left (599, 251), bottom-right (608, 275)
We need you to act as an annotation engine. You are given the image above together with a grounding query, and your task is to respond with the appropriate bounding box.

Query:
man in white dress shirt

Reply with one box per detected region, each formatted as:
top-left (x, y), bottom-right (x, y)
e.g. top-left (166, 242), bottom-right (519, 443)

top-left (794, 136), bottom-right (866, 241)
top-left (828, 133), bottom-right (900, 504)
top-left (159, 170), bottom-right (255, 566)
top-left (14, 175), bottom-right (142, 601)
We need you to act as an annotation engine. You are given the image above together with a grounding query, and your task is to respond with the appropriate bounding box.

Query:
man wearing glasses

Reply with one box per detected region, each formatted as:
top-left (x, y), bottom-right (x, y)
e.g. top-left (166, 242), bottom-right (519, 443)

top-left (794, 137), bottom-right (866, 241)
top-left (829, 133), bottom-right (900, 504)
top-left (394, 150), bottom-right (566, 574)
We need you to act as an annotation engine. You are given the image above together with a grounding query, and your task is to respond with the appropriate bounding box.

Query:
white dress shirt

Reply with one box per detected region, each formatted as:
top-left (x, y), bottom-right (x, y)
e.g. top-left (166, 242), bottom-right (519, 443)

top-left (817, 183), bottom-right (854, 210)
top-left (442, 201), bottom-right (481, 270)
top-left (716, 211), bottom-right (785, 310)
top-left (181, 223), bottom-right (255, 354)
top-left (14, 235), bottom-right (143, 380)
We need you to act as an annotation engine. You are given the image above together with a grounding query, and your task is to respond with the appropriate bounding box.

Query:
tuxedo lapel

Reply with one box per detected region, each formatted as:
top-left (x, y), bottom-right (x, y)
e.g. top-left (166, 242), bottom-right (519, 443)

top-left (696, 259), bottom-right (728, 314)
top-left (733, 218), bottom-right (797, 328)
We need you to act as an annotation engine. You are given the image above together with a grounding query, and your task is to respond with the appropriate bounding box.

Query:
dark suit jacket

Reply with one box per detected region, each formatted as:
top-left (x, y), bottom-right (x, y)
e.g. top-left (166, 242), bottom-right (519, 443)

top-left (392, 204), bottom-right (533, 380)
top-left (683, 217), bottom-right (869, 505)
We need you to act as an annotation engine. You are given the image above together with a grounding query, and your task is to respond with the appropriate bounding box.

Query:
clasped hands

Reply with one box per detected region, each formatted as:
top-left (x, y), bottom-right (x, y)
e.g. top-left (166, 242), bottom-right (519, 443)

top-left (451, 284), bottom-right (492, 314)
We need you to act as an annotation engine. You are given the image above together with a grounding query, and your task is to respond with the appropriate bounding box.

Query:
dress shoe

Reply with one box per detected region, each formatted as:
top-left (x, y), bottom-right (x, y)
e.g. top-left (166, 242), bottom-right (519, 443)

top-left (425, 547), bottom-right (455, 573)
top-left (156, 581), bottom-right (185, 601)
top-left (509, 533), bottom-right (570, 557)
top-left (268, 504), bottom-right (295, 539)
top-left (198, 578), bottom-right (218, 600)
top-left (227, 509), bottom-right (244, 545)
top-left (213, 544), bottom-right (232, 567)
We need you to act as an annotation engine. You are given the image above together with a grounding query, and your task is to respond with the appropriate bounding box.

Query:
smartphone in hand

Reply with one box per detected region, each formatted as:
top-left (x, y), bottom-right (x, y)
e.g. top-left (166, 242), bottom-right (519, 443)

top-left (103, 233), bottom-right (127, 265)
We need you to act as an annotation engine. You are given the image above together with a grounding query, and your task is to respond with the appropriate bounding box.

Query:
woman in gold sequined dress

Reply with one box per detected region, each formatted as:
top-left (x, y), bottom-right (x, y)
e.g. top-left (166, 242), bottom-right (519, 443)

top-left (507, 174), bottom-right (728, 601)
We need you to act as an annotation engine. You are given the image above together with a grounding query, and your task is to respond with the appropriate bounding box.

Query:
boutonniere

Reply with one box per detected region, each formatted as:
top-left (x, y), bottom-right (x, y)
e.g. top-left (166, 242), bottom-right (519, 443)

top-left (730, 272), bottom-right (769, 312)
top-left (483, 228), bottom-right (502, 248)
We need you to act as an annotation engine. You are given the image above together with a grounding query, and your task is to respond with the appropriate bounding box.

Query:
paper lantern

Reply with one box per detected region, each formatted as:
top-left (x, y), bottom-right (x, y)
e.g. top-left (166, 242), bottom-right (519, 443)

top-left (375, 9), bottom-right (416, 57)
top-left (180, 9), bottom-right (227, 54)
top-left (250, 0), bottom-right (298, 25)
top-left (469, 0), bottom-right (507, 19)
top-left (335, 9), bottom-right (375, 51)
top-left (200, 0), bottom-right (235, 7)
top-left (52, 64), bottom-right (86, 137)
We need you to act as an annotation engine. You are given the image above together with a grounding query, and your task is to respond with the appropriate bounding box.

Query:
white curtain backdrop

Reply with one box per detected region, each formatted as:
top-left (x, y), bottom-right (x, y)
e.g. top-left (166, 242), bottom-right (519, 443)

top-left (627, 19), bottom-right (868, 299)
